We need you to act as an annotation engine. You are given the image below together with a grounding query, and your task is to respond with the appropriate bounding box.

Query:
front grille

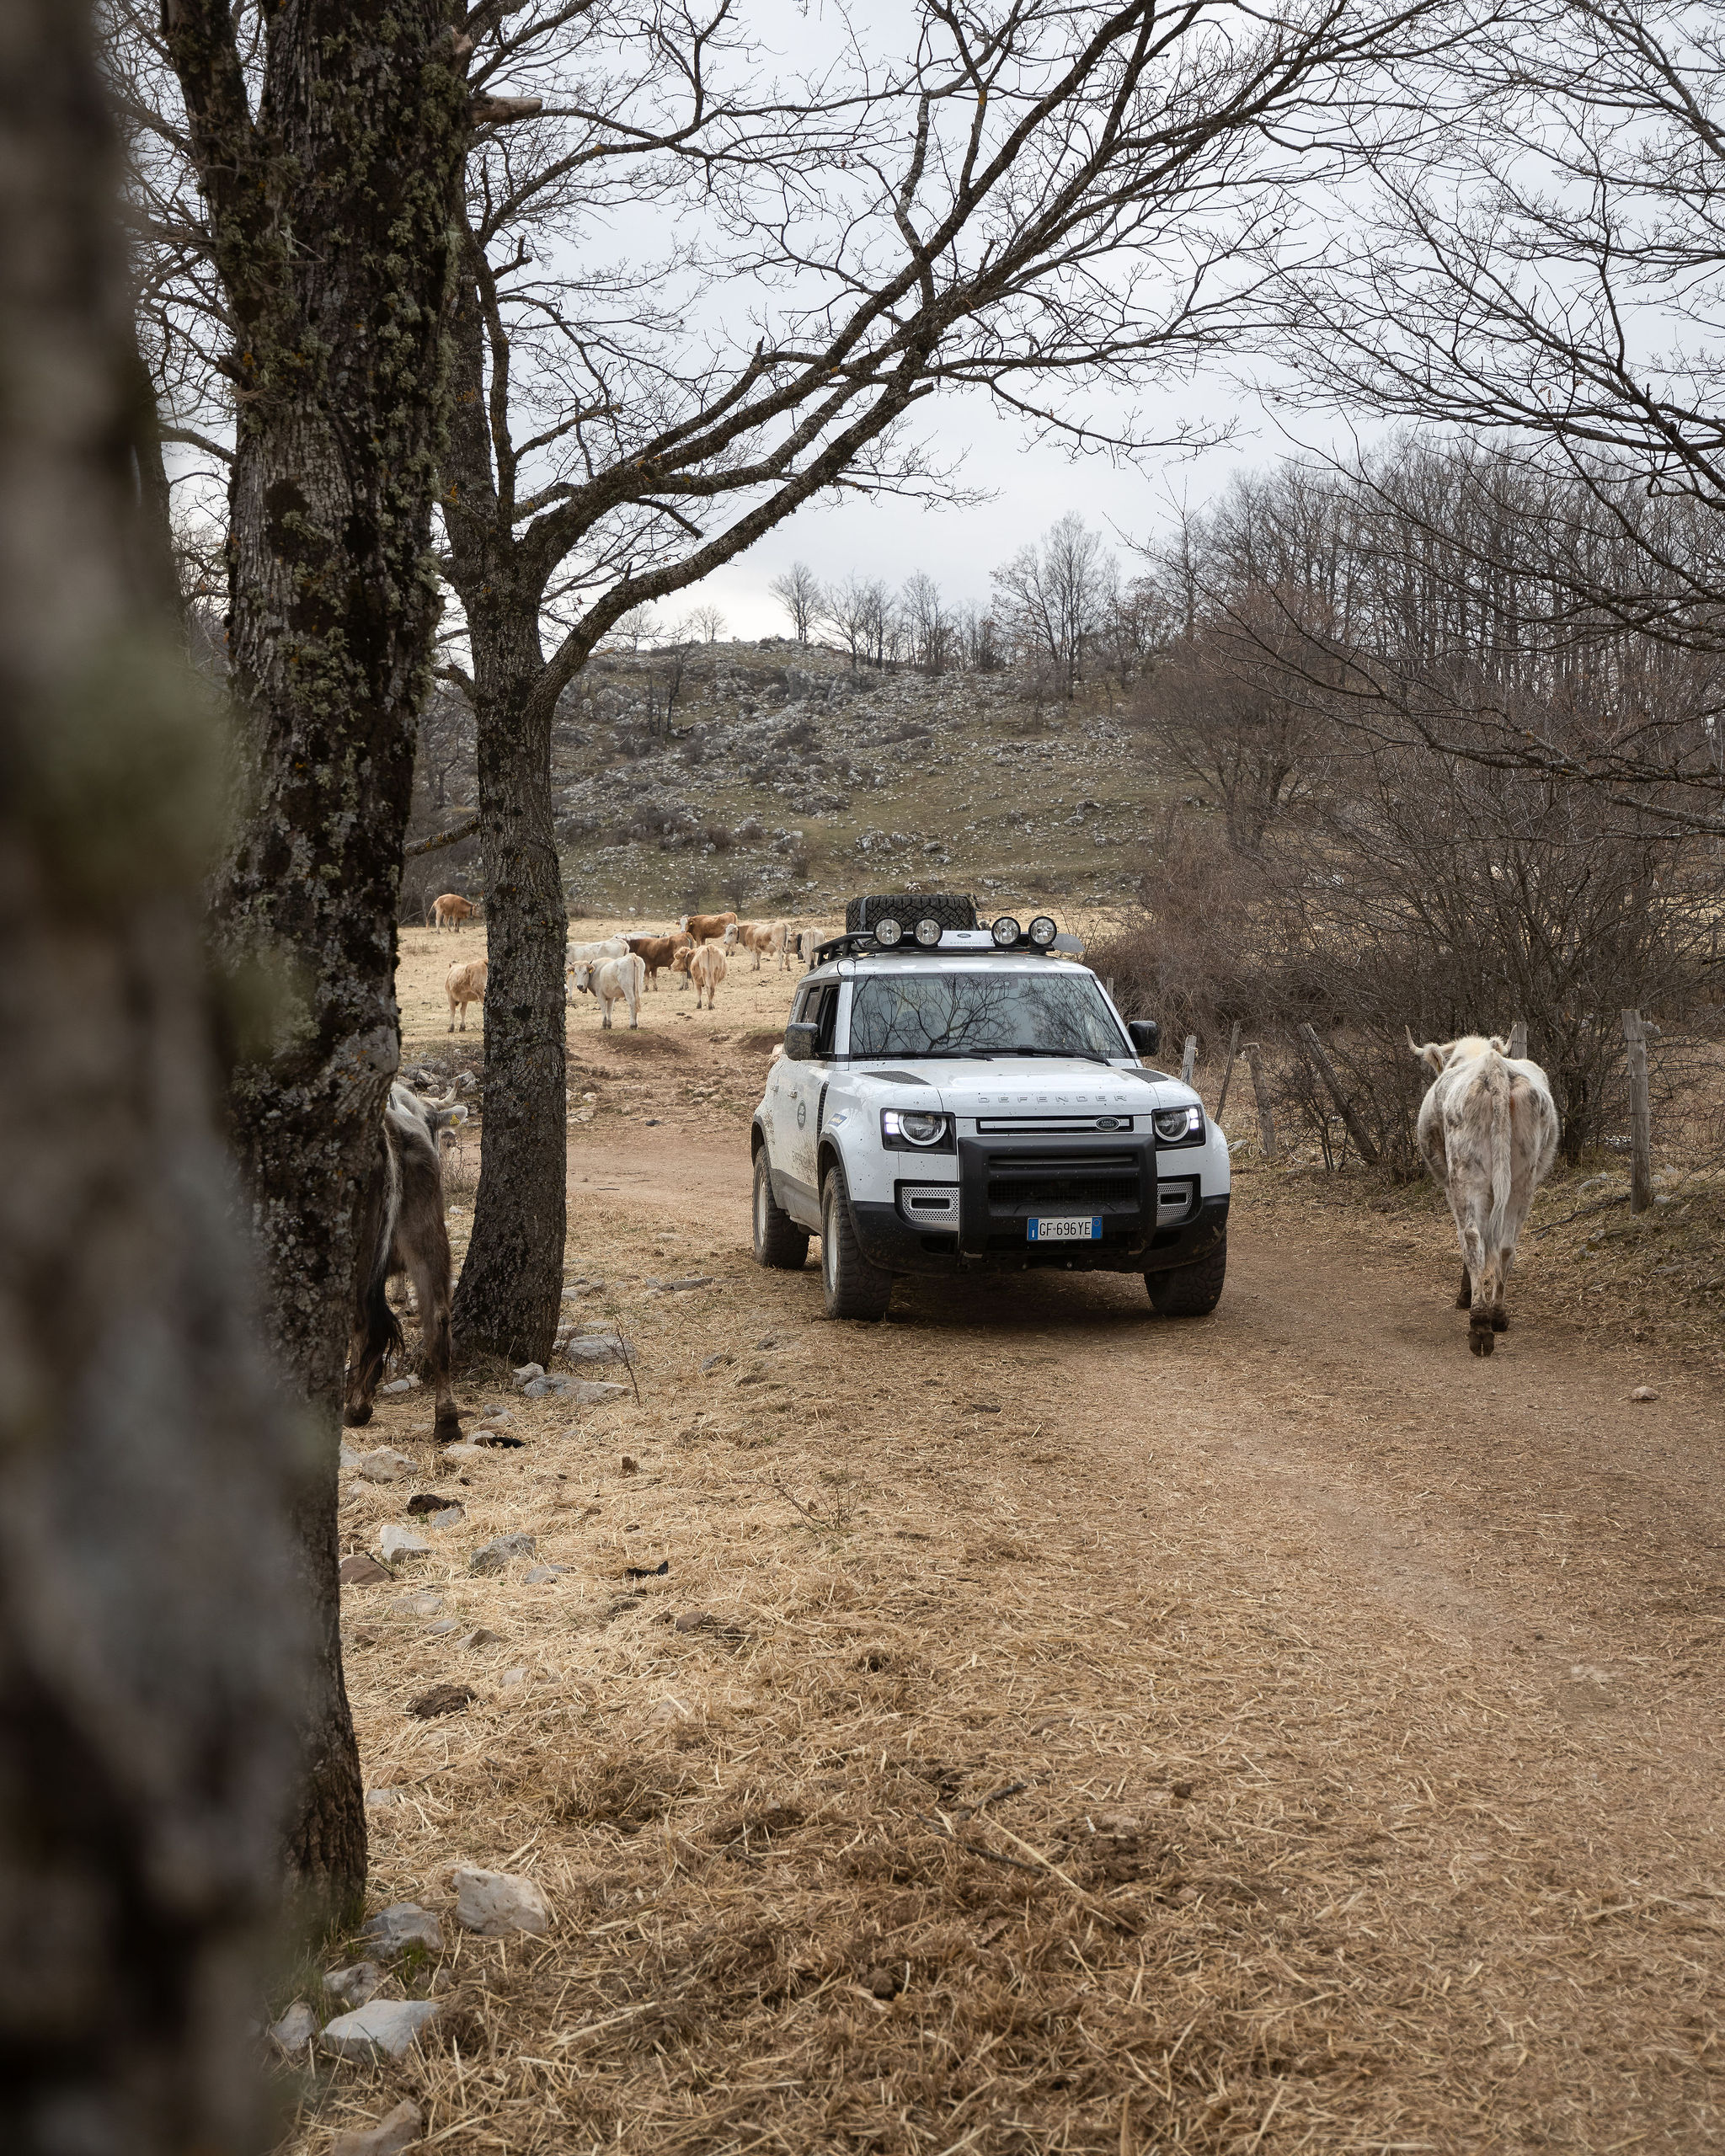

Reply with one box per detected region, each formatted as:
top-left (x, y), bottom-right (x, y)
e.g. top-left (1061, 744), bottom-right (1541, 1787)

top-left (988, 1172), bottom-right (1137, 1208)
top-left (985, 1149), bottom-right (1139, 1213)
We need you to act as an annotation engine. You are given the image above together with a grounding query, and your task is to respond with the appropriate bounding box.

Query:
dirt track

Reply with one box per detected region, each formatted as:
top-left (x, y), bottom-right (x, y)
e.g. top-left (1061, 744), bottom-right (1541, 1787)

top-left (319, 954), bottom-right (1725, 2152)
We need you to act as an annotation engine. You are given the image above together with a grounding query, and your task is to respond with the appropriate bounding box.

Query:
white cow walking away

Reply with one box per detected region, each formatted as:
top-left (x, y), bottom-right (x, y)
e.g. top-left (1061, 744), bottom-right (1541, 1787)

top-left (568, 952), bottom-right (646, 1028)
top-left (1408, 1031), bottom-right (1560, 1356)
top-left (688, 941), bottom-right (727, 1010)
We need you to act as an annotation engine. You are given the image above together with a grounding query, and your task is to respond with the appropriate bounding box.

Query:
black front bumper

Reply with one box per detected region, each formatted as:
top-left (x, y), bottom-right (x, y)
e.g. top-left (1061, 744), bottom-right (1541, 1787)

top-left (850, 1127), bottom-right (1228, 1277)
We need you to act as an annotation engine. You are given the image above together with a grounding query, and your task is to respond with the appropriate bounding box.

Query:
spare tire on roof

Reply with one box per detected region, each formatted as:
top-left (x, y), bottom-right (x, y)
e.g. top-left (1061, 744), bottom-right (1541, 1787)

top-left (845, 893), bottom-right (978, 934)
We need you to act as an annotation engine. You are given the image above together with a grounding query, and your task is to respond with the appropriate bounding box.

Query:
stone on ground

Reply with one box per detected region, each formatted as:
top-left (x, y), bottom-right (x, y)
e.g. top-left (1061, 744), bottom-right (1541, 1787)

top-left (324, 1960), bottom-right (387, 2007)
top-left (269, 1999), bottom-right (318, 2054)
top-left (569, 1378), bottom-right (628, 1404)
top-left (320, 1999), bottom-right (439, 2061)
top-left (339, 1554), bottom-right (394, 1587)
top-left (357, 1446), bottom-right (416, 1483)
top-left (379, 1524), bottom-right (432, 1562)
top-left (470, 1532), bottom-right (536, 1575)
top-left (452, 1864), bottom-right (553, 1936)
top-left (360, 1902), bottom-right (444, 1954)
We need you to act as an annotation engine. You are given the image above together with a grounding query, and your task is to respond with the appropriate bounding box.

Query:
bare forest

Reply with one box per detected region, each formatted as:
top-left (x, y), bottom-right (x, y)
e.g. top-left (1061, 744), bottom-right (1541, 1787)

top-left (4, 0), bottom-right (1725, 2150)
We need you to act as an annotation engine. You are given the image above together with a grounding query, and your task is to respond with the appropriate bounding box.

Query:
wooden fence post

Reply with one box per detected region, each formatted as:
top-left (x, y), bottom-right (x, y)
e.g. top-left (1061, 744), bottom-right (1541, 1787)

top-left (1180, 1034), bottom-right (1198, 1086)
top-left (1215, 1019), bottom-right (1242, 1119)
top-left (1508, 1018), bottom-right (1527, 1059)
top-left (1622, 1008), bottom-right (1653, 1214)
top-left (1295, 1022), bottom-right (1381, 1166)
top-left (1244, 1043), bottom-right (1277, 1159)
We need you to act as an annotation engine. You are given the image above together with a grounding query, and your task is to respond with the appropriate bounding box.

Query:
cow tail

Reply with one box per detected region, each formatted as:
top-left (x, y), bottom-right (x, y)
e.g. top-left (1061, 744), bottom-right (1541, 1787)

top-left (1487, 1057), bottom-right (1513, 1250)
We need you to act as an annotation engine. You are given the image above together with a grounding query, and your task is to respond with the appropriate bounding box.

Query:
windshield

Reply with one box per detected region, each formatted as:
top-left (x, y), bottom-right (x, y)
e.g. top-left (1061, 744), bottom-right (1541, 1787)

top-left (847, 969), bottom-right (1129, 1060)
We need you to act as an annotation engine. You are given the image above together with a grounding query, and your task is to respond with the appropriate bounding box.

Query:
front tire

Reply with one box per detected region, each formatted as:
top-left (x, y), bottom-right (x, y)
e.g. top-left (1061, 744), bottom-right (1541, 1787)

top-left (820, 1161), bottom-right (893, 1319)
top-left (1147, 1229), bottom-right (1226, 1317)
top-left (753, 1150), bottom-right (809, 1270)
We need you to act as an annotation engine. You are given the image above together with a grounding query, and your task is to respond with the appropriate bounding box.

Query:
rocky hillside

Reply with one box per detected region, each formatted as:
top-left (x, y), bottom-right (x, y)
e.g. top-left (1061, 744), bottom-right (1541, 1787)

top-left (547, 641), bottom-right (1157, 921)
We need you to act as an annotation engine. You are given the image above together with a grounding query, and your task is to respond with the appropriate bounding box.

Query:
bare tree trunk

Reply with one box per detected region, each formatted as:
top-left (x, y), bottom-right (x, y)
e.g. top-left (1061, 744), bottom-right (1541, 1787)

top-left (451, 595), bottom-right (568, 1364)
top-left (0, 3), bottom-right (301, 2143)
top-left (163, 0), bottom-right (468, 1914)
top-left (443, 264), bottom-right (567, 1367)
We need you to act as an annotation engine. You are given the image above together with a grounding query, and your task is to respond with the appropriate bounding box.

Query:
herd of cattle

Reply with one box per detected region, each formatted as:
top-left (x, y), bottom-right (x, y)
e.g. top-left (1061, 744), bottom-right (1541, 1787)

top-left (434, 905), bottom-right (822, 1033)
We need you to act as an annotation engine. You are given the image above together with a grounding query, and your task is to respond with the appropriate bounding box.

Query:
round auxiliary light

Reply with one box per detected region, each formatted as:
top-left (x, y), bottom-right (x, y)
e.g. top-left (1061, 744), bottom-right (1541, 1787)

top-left (914, 917), bottom-right (943, 947)
top-left (874, 916), bottom-right (903, 946)
top-left (991, 915), bottom-right (1023, 947)
top-left (1028, 915), bottom-right (1058, 947)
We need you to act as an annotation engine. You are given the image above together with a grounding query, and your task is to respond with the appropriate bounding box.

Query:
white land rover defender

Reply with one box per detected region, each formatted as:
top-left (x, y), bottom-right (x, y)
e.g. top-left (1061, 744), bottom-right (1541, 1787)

top-left (750, 894), bottom-right (1231, 1320)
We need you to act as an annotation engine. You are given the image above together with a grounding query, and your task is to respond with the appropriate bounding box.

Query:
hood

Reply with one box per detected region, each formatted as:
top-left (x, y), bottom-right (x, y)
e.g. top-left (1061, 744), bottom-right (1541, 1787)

top-left (855, 1059), bottom-right (1195, 1116)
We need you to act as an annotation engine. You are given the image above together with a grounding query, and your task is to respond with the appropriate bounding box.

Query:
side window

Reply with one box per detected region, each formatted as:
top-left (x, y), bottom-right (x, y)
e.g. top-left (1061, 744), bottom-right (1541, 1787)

top-left (789, 985), bottom-right (813, 1027)
top-left (812, 985), bottom-right (838, 1058)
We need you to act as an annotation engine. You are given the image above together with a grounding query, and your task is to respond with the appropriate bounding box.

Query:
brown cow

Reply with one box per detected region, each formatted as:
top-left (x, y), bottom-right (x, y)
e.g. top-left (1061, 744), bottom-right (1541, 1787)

top-left (677, 909), bottom-right (736, 945)
top-left (724, 918), bottom-right (789, 970)
top-left (344, 1083), bottom-right (466, 1443)
top-left (628, 931), bottom-right (692, 990)
top-left (446, 957), bottom-right (487, 1032)
top-left (429, 892), bottom-right (476, 931)
top-left (688, 940), bottom-right (727, 1010)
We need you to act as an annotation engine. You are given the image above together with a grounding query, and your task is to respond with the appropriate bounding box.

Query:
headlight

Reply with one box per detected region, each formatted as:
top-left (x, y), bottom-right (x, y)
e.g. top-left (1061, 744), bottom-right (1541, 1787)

top-left (914, 917), bottom-right (942, 947)
top-left (1153, 1104), bottom-right (1205, 1146)
top-left (991, 915), bottom-right (1022, 946)
top-left (882, 1107), bottom-right (954, 1150)
top-left (874, 916), bottom-right (903, 946)
top-left (1028, 915), bottom-right (1057, 947)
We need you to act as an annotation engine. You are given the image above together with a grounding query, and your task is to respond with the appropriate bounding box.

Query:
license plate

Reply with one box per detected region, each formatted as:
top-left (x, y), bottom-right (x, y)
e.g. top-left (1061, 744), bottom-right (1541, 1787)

top-left (1027, 1215), bottom-right (1101, 1243)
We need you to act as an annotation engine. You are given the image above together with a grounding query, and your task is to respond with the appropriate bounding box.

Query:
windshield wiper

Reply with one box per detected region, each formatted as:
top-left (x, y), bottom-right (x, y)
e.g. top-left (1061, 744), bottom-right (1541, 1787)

top-left (999, 1046), bottom-right (1115, 1065)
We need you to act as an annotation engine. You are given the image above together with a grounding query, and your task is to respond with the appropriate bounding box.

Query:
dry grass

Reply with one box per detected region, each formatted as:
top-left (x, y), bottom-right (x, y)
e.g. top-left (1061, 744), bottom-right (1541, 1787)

top-left (280, 1128), bottom-right (1724, 2153)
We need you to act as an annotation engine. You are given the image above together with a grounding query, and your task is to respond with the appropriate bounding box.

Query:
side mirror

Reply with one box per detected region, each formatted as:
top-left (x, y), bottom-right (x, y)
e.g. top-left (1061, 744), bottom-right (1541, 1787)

top-left (1128, 1018), bottom-right (1161, 1058)
top-left (782, 1021), bottom-right (818, 1063)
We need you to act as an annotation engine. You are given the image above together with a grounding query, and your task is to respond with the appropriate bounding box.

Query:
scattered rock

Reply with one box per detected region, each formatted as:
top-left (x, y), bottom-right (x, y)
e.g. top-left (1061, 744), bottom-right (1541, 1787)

top-left (329, 2099), bottom-right (425, 2156)
top-left (398, 1591), bottom-right (445, 1616)
top-left (499, 1667), bottom-right (529, 1689)
top-left (470, 1533), bottom-right (536, 1575)
top-left (426, 1503), bottom-right (465, 1527)
top-left (660, 1275), bottom-right (714, 1292)
top-left (360, 1903), bottom-right (444, 1955)
top-left (441, 1443), bottom-right (491, 1465)
top-left (567, 1335), bottom-right (631, 1365)
top-left (569, 1379), bottom-right (628, 1404)
top-left (522, 1374), bottom-right (574, 1399)
top-left (339, 1442), bottom-right (363, 1471)
top-left (621, 1454), bottom-right (639, 1475)
top-left (378, 1525), bottom-right (431, 1563)
top-left (269, 1999), bottom-right (318, 2055)
top-left (357, 1446), bottom-right (416, 1483)
top-left (674, 1609), bottom-right (713, 1633)
top-left (523, 1566), bottom-right (565, 1584)
top-left (453, 1865), bottom-right (554, 1937)
top-left (457, 1626), bottom-right (504, 1649)
top-left (512, 1362), bottom-right (546, 1386)
top-left (409, 1683), bottom-right (478, 1719)
top-left (319, 1998), bottom-right (439, 2062)
top-left (1631, 1385), bottom-right (1659, 1402)
top-left (324, 1960), bottom-right (387, 2008)
top-left (699, 1351), bottom-right (731, 1374)
top-left (380, 1374), bottom-right (421, 1395)
top-left (339, 1555), bottom-right (395, 1588)
top-left (424, 1617), bottom-right (461, 1636)
top-left (366, 1786), bottom-right (406, 1809)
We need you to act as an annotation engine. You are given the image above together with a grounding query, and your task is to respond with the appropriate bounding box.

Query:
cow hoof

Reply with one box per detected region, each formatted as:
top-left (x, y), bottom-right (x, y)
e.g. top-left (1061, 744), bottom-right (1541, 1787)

top-left (344, 1402), bottom-right (374, 1428)
top-left (434, 1415), bottom-right (463, 1444)
top-left (1468, 1322), bottom-right (1494, 1358)
top-left (1491, 1308), bottom-right (1509, 1332)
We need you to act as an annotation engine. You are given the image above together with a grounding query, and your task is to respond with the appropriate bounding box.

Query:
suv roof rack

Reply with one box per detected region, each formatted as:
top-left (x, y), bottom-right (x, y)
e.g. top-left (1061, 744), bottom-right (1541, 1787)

top-left (812, 920), bottom-right (1084, 967)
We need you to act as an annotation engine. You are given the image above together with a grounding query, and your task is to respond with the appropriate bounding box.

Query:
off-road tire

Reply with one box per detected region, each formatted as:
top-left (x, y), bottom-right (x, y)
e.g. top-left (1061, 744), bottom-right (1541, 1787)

top-left (1146, 1230), bottom-right (1227, 1317)
top-left (752, 1149), bottom-right (809, 1270)
top-left (820, 1161), bottom-right (894, 1319)
top-left (845, 893), bottom-right (977, 935)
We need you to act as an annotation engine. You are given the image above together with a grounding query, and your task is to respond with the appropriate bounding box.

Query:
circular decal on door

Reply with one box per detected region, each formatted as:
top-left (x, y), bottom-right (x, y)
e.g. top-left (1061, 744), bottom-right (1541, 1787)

top-left (797, 1100), bottom-right (808, 1129)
